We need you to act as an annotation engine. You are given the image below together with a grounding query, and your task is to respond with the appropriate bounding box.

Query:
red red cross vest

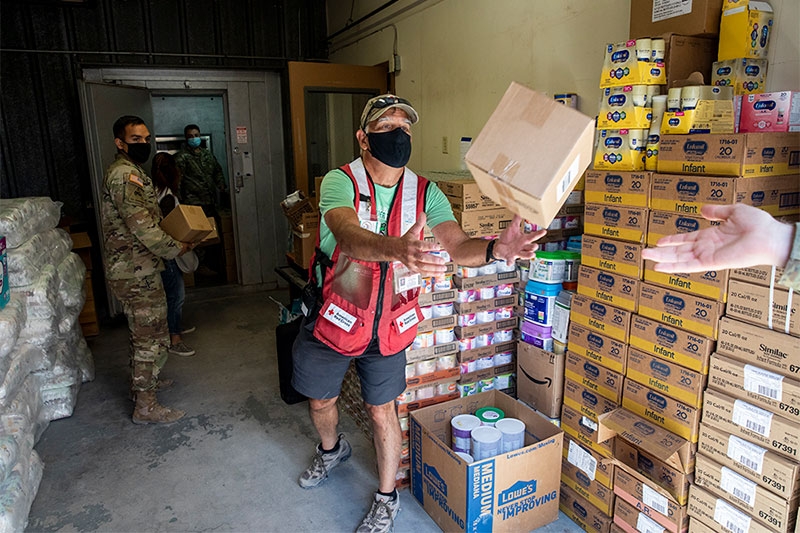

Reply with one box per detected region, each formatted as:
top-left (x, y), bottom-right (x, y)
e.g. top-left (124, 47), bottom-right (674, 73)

top-left (312, 157), bottom-right (429, 356)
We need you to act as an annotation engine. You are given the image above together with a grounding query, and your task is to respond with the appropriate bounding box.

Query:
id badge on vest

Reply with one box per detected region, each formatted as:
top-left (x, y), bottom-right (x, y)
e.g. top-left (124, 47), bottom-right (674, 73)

top-left (359, 217), bottom-right (379, 234)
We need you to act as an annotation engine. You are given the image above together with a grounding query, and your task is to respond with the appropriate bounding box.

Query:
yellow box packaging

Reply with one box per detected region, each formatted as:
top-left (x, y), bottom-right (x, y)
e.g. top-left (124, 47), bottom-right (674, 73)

top-left (577, 265), bottom-right (641, 313)
top-left (570, 294), bottom-right (632, 344)
top-left (643, 261), bottom-right (730, 303)
top-left (565, 351), bottom-right (625, 404)
top-left (629, 314), bottom-right (713, 374)
top-left (581, 235), bottom-right (644, 279)
top-left (584, 170), bottom-right (651, 208)
top-left (597, 86), bottom-right (653, 130)
top-left (560, 483), bottom-right (614, 533)
top-left (600, 40), bottom-right (666, 88)
top-left (593, 129), bottom-right (647, 171)
top-left (637, 282), bottom-right (724, 339)
top-left (564, 378), bottom-right (619, 424)
top-left (660, 100), bottom-right (736, 135)
top-left (712, 58), bottom-right (768, 95)
top-left (626, 347), bottom-right (707, 409)
top-left (561, 403), bottom-right (614, 458)
top-left (561, 456), bottom-right (616, 515)
top-left (646, 210), bottom-right (721, 247)
top-left (583, 203), bottom-right (648, 244)
top-left (567, 323), bottom-right (629, 375)
top-left (622, 379), bottom-right (701, 443)
top-left (718, 1), bottom-right (773, 62)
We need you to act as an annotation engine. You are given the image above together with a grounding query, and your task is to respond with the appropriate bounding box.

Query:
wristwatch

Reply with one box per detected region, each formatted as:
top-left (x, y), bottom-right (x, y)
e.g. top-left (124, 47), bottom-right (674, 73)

top-left (485, 239), bottom-right (499, 263)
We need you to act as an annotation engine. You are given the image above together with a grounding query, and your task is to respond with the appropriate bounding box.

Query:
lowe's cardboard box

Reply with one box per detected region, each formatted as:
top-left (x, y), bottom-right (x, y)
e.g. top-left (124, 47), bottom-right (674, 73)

top-left (410, 390), bottom-right (562, 532)
top-left (465, 82), bottom-right (594, 228)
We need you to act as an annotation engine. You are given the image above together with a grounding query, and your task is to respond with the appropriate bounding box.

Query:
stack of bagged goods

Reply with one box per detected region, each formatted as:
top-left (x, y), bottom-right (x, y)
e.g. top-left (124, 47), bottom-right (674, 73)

top-left (0, 197), bottom-right (95, 531)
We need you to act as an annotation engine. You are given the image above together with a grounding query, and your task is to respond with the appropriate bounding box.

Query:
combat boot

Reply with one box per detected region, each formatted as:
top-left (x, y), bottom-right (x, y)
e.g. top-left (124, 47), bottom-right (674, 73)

top-left (128, 379), bottom-right (174, 401)
top-left (132, 391), bottom-right (185, 424)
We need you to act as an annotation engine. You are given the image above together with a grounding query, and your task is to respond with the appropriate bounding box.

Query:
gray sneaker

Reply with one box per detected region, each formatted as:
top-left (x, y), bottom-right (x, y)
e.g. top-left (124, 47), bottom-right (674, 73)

top-left (357, 492), bottom-right (400, 533)
top-left (168, 342), bottom-right (196, 357)
top-left (298, 433), bottom-right (352, 488)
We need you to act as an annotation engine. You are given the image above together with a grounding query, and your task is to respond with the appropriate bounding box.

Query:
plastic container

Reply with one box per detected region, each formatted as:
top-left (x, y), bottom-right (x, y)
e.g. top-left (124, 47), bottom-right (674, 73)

top-left (494, 373), bottom-right (514, 390)
top-left (434, 328), bottom-right (455, 345)
top-left (416, 385), bottom-right (435, 400)
top-left (495, 283), bottom-right (514, 297)
top-left (475, 356), bottom-right (494, 370)
top-left (493, 352), bottom-right (514, 366)
top-left (496, 418), bottom-right (526, 452)
top-left (456, 452), bottom-right (474, 463)
top-left (551, 289), bottom-right (574, 344)
top-left (495, 260), bottom-right (515, 273)
top-left (412, 332), bottom-right (434, 350)
top-left (530, 252), bottom-right (566, 283)
top-left (474, 333), bottom-right (494, 347)
top-left (458, 382), bottom-right (477, 397)
top-left (493, 329), bottom-right (514, 343)
top-left (476, 309), bottom-right (495, 324)
top-left (458, 337), bottom-right (474, 351)
top-left (405, 363), bottom-right (416, 379)
top-left (436, 354), bottom-right (457, 370)
top-left (520, 320), bottom-right (554, 351)
top-left (433, 277), bottom-right (452, 292)
top-left (562, 252), bottom-right (581, 283)
top-left (419, 305), bottom-right (433, 320)
top-left (478, 378), bottom-right (495, 392)
top-left (476, 406), bottom-right (505, 426)
top-left (524, 280), bottom-right (563, 327)
top-left (471, 426), bottom-right (502, 460)
top-left (415, 358), bottom-right (436, 375)
top-left (451, 414), bottom-right (481, 453)
top-left (432, 302), bottom-right (454, 318)
top-left (458, 313), bottom-right (477, 327)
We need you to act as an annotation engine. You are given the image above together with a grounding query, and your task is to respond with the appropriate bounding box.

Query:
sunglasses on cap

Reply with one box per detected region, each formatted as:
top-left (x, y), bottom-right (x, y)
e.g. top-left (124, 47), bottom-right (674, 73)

top-left (362, 96), bottom-right (412, 129)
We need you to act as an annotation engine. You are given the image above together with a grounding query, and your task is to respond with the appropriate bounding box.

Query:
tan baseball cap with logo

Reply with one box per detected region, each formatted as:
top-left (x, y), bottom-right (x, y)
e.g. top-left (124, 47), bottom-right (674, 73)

top-left (360, 94), bottom-right (419, 130)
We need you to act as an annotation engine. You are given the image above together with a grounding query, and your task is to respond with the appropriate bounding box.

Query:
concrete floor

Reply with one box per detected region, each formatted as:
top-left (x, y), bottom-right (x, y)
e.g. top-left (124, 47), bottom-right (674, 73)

top-left (27, 284), bottom-right (584, 532)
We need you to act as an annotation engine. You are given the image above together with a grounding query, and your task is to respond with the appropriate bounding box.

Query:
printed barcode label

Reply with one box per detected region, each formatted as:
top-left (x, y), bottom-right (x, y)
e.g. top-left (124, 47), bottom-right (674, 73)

top-left (727, 435), bottom-right (766, 474)
top-left (720, 467), bottom-right (756, 507)
top-left (642, 483), bottom-right (668, 516)
top-left (714, 498), bottom-right (751, 533)
top-left (557, 156), bottom-right (581, 203)
top-left (581, 416), bottom-right (598, 432)
top-left (744, 364), bottom-right (783, 401)
top-left (732, 400), bottom-right (773, 437)
top-left (567, 440), bottom-right (597, 480)
top-left (637, 511), bottom-right (663, 533)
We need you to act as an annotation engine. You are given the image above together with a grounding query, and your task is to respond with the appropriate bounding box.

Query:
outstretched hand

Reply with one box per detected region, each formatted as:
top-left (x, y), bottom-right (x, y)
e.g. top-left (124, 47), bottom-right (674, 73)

top-left (397, 213), bottom-right (448, 277)
top-left (641, 203), bottom-right (794, 273)
top-left (493, 215), bottom-right (547, 265)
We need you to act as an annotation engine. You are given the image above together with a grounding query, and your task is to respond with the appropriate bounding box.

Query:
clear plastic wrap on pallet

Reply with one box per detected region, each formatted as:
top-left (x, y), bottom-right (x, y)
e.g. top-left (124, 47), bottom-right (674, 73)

top-left (0, 436), bottom-right (18, 482)
top-left (0, 295), bottom-right (26, 360)
top-left (10, 264), bottom-right (60, 319)
top-left (57, 306), bottom-right (79, 336)
top-left (0, 197), bottom-right (61, 248)
top-left (0, 344), bottom-right (44, 408)
top-left (0, 449), bottom-right (44, 533)
top-left (57, 252), bottom-right (86, 310)
top-left (19, 309), bottom-right (61, 355)
top-left (38, 369), bottom-right (80, 422)
top-left (0, 375), bottom-right (39, 456)
top-left (6, 228), bottom-right (71, 288)
top-left (74, 336), bottom-right (94, 383)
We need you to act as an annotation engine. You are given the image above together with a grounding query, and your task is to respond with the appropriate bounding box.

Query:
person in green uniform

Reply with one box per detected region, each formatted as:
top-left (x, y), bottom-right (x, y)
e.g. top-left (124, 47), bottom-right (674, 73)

top-left (101, 115), bottom-right (193, 424)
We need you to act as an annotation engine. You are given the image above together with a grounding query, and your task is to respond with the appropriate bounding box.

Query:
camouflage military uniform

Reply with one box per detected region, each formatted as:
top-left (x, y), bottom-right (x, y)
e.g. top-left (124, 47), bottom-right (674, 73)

top-left (779, 222), bottom-right (800, 291)
top-left (101, 154), bottom-right (181, 392)
top-left (174, 144), bottom-right (226, 209)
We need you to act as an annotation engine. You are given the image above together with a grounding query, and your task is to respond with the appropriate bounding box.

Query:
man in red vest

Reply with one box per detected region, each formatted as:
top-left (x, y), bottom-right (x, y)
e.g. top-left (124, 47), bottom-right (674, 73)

top-left (292, 95), bottom-right (546, 533)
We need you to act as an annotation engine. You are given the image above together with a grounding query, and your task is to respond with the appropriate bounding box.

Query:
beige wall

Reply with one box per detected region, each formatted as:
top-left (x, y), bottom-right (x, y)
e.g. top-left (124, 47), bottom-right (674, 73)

top-left (327, 0), bottom-right (799, 172)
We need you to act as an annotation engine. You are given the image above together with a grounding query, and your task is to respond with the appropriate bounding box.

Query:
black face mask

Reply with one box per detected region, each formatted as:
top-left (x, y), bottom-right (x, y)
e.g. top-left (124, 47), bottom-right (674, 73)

top-left (367, 128), bottom-right (412, 168)
top-left (124, 142), bottom-right (152, 165)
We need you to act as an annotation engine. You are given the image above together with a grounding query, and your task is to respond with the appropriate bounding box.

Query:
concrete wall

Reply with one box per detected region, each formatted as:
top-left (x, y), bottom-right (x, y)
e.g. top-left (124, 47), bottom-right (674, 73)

top-left (327, 0), bottom-right (800, 173)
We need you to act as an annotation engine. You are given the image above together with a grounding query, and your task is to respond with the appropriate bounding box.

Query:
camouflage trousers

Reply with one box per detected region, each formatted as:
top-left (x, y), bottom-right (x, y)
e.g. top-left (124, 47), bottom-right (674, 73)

top-left (107, 273), bottom-right (169, 392)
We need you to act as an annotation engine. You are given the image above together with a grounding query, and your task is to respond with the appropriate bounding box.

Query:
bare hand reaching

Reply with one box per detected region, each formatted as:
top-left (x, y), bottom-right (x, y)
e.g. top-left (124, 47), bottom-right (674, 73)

top-left (641, 203), bottom-right (795, 273)
top-left (493, 215), bottom-right (548, 265)
top-left (397, 213), bottom-right (448, 277)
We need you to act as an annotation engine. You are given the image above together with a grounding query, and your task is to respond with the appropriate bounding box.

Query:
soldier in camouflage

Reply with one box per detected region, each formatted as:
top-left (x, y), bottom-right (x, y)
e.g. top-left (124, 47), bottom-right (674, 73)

top-left (101, 115), bottom-right (194, 425)
top-left (174, 124), bottom-right (227, 217)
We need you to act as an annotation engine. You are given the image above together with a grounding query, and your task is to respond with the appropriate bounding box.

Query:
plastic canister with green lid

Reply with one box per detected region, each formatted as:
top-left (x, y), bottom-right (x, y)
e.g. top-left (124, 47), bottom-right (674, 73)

top-left (551, 289), bottom-right (574, 344)
top-left (475, 406), bottom-right (505, 427)
top-left (561, 252), bottom-right (581, 283)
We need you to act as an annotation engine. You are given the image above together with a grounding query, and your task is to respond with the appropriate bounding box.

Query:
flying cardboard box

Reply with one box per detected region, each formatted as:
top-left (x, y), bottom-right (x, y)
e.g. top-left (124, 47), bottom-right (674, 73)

top-left (465, 82), bottom-right (594, 228)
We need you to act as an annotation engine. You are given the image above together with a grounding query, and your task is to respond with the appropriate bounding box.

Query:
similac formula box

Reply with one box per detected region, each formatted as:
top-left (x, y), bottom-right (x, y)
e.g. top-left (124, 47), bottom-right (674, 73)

top-left (622, 378), bottom-right (702, 443)
top-left (716, 317), bottom-right (800, 380)
top-left (565, 351), bottom-right (624, 404)
top-left (567, 323), bottom-right (628, 374)
top-left (637, 282), bottom-right (724, 339)
top-left (726, 279), bottom-right (800, 338)
top-left (729, 264), bottom-right (786, 288)
top-left (712, 58), bottom-right (768, 95)
top-left (687, 484), bottom-right (754, 533)
top-left (583, 203), bottom-right (648, 244)
top-left (577, 265), bottom-right (641, 313)
top-left (563, 434), bottom-right (616, 490)
top-left (581, 235), bottom-right (644, 279)
top-left (718, 1), bottom-right (773, 61)
top-left (629, 314), bottom-right (714, 374)
top-left (737, 91), bottom-right (800, 133)
top-left (626, 347), bottom-right (707, 409)
top-left (584, 170), bottom-right (651, 208)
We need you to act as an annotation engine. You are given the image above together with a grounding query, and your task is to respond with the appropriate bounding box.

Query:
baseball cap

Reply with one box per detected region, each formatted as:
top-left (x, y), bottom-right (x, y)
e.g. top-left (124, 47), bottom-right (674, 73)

top-left (360, 94), bottom-right (419, 131)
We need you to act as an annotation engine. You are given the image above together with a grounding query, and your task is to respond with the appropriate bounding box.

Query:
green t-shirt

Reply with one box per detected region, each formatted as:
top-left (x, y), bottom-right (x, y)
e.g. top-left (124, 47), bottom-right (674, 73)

top-left (317, 167), bottom-right (456, 259)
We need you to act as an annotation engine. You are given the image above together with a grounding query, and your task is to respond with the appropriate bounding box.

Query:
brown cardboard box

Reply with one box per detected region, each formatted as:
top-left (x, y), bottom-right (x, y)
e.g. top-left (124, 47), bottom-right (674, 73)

top-left (409, 390), bottom-right (563, 532)
top-left (726, 279), bottom-right (800, 337)
top-left (452, 206), bottom-right (514, 238)
top-left (584, 170), bottom-right (652, 208)
top-left (694, 453), bottom-right (798, 533)
top-left (561, 403), bottom-right (614, 458)
top-left (649, 173), bottom-right (800, 217)
top-left (658, 133), bottom-right (800, 177)
top-left (687, 516), bottom-right (716, 533)
top-left (292, 230), bottom-right (315, 269)
top-left (583, 204), bottom-right (649, 244)
top-left (435, 178), bottom-right (501, 212)
top-left (614, 497), bottom-right (670, 533)
top-left (464, 82), bottom-right (594, 228)
top-left (716, 317), bottom-right (800, 380)
top-left (570, 294), bottom-right (633, 344)
top-left (196, 217), bottom-right (220, 246)
top-left (563, 435), bottom-right (616, 490)
top-left (614, 437), bottom-right (694, 507)
top-left (560, 482), bottom-right (613, 533)
top-left (730, 265), bottom-right (786, 288)
top-left (581, 235), bottom-right (644, 279)
top-left (637, 282), bottom-right (724, 339)
top-left (70, 232), bottom-right (92, 270)
top-left (567, 322), bottom-right (629, 374)
top-left (452, 270), bottom-right (520, 291)
top-left (562, 456), bottom-right (616, 515)
top-left (577, 265), bottom-right (641, 313)
top-left (687, 484), bottom-right (754, 533)
top-left (708, 353), bottom-right (800, 424)
top-left (516, 342), bottom-right (565, 418)
top-left (698, 423), bottom-right (800, 501)
top-left (613, 463), bottom-right (690, 533)
top-left (629, 2), bottom-right (723, 38)
top-left (564, 378), bottom-right (619, 424)
top-left (643, 261), bottom-right (730, 302)
top-left (646, 210), bottom-right (721, 247)
top-left (629, 314), bottom-right (714, 374)
top-left (626, 347), bottom-right (707, 409)
top-left (622, 378), bottom-right (702, 443)
top-left (565, 351), bottom-right (625, 404)
top-left (160, 204), bottom-right (213, 242)
top-left (701, 388), bottom-right (800, 462)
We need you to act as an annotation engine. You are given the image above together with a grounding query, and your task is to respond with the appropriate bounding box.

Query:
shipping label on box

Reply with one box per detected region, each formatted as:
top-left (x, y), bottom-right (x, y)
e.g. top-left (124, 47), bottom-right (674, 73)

top-left (687, 484), bottom-right (753, 533)
top-left (708, 353), bottom-right (800, 425)
top-left (694, 453), bottom-right (795, 533)
top-left (629, 314), bottom-right (714, 374)
top-left (567, 322), bottom-right (628, 374)
top-left (581, 235), bottom-right (644, 279)
top-left (637, 282), bottom-right (723, 339)
top-left (570, 294), bottom-right (633, 344)
top-left (613, 497), bottom-right (669, 533)
top-left (578, 265), bottom-right (641, 313)
top-left (627, 347), bottom-right (707, 409)
top-left (699, 423), bottom-right (800, 501)
top-left (464, 83), bottom-right (595, 229)
top-left (644, 261), bottom-right (730, 303)
top-left (726, 279), bottom-right (800, 337)
top-left (584, 170), bottom-right (651, 208)
top-left (516, 342), bottom-right (565, 419)
top-left (600, 40), bottom-right (666, 88)
top-left (565, 350), bottom-right (625, 404)
top-left (564, 378), bottom-right (619, 424)
top-left (613, 464), bottom-right (689, 533)
top-left (716, 317), bottom-right (800, 379)
top-left (622, 379), bottom-right (702, 443)
top-left (738, 91), bottom-right (800, 133)
top-left (730, 264), bottom-right (786, 288)
top-left (713, 58), bottom-right (768, 96)
top-left (410, 390), bottom-right (563, 533)
top-left (718, 1), bottom-right (773, 61)
top-left (701, 388), bottom-right (800, 461)
top-left (452, 206), bottom-right (514, 238)
top-left (584, 203), bottom-right (649, 244)
top-left (559, 482), bottom-right (613, 533)
top-left (561, 403), bottom-right (614, 458)
top-left (563, 435), bottom-right (616, 490)
top-left (630, 1), bottom-right (722, 39)
top-left (561, 456), bottom-right (616, 515)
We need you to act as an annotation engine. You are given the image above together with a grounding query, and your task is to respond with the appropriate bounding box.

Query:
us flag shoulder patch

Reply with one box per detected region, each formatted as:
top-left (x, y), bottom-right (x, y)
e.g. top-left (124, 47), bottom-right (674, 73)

top-left (128, 173), bottom-right (144, 188)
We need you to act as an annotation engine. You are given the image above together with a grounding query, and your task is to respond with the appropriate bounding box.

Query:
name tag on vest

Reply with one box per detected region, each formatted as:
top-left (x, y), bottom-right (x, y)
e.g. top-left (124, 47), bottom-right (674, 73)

top-left (395, 308), bottom-right (420, 334)
top-left (321, 302), bottom-right (357, 332)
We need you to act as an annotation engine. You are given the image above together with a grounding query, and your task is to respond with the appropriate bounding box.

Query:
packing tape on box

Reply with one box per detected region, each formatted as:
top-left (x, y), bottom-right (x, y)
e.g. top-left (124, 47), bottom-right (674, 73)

top-left (766, 265), bottom-right (793, 334)
top-left (489, 154), bottom-right (519, 180)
